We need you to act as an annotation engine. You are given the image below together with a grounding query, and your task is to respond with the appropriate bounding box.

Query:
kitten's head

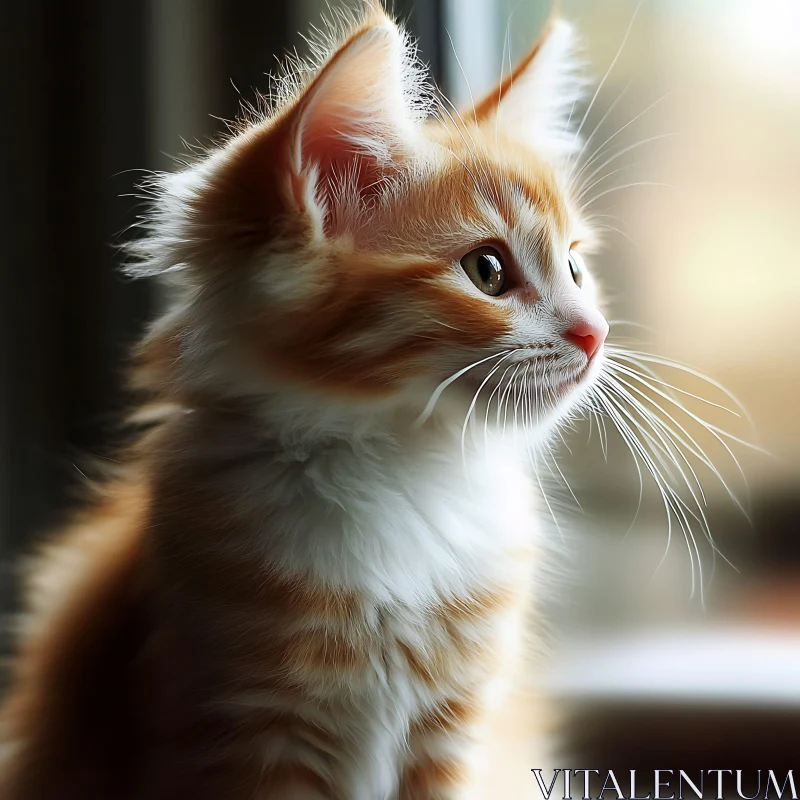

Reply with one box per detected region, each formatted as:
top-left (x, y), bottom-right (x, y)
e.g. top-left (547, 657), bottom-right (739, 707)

top-left (131, 5), bottom-right (608, 440)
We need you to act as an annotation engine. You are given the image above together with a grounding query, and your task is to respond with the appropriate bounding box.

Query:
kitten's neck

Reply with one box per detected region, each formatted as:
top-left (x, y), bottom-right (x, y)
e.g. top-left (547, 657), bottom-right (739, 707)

top-left (155, 393), bottom-right (547, 491)
top-left (252, 385), bottom-right (548, 462)
top-left (147, 397), bottom-right (540, 604)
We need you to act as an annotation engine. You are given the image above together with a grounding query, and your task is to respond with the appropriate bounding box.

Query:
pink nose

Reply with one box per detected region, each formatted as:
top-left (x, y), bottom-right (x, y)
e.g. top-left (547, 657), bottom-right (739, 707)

top-left (566, 318), bottom-right (608, 361)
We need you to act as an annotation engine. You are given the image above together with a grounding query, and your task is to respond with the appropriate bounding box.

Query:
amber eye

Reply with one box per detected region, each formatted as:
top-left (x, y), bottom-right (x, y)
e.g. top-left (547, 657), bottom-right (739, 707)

top-left (568, 250), bottom-right (584, 287)
top-left (460, 246), bottom-right (507, 297)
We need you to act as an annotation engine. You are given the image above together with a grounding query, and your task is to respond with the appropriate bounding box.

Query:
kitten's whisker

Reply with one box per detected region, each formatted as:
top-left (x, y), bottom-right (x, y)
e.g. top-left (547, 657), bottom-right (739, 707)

top-left (567, 79), bottom-right (632, 185)
top-left (557, 427), bottom-right (574, 457)
top-left (614, 390), bottom-right (750, 534)
top-left (434, 102), bottom-right (484, 191)
top-left (595, 386), bottom-right (705, 602)
top-left (572, 91), bottom-right (673, 186)
top-left (435, 94), bottom-right (500, 203)
top-left (511, 364), bottom-right (525, 440)
top-left (573, 0), bottom-right (644, 145)
top-left (445, 29), bottom-right (477, 117)
top-left (582, 181), bottom-right (674, 210)
top-left (576, 163), bottom-right (639, 203)
top-left (498, 362), bottom-right (522, 434)
top-left (584, 213), bottom-right (635, 244)
top-left (585, 405), bottom-right (596, 451)
top-left (600, 371), bottom-right (740, 574)
top-left (597, 385), bottom-right (706, 564)
top-left (605, 361), bottom-right (754, 509)
top-left (527, 363), bottom-right (566, 541)
top-left (460, 352), bottom-right (516, 474)
top-left (435, 77), bottom-right (492, 190)
top-left (603, 372), bottom-right (709, 502)
top-left (602, 371), bottom-right (721, 512)
top-left (593, 223), bottom-right (637, 246)
top-left (606, 346), bottom-right (755, 427)
top-left (587, 386), bottom-right (645, 537)
top-left (594, 385), bottom-right (677, 558)
top-left (607, 319), bottom-right (656, 333)
top-left (600, 374), bottom-right (715, 553)
top-left (513, 363), bottom-right (529, 439)
top-left (484, 362), bottom-right (515, 453)
top-left (608, 358), bottom-right (740, 418)
top-left (416, 350), bottom-right (510, 426)
top-left (575, 133), bottom-right (678, 198)
top-left (564, 99), bottom-right (578, 134)
top-left (605, 346), bottom-right (682, 404)
top-left (430, 75), bottom-right (483, 161)
top-left (549, 451), bottom-right (582, 512)
top-left (494, 11), bottom-right (514, 148)
top-left (581, 393), bottom-right (609, 456)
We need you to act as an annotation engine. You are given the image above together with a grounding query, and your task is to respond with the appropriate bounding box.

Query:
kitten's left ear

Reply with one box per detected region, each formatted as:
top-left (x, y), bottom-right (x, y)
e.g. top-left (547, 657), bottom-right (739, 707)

top-left (466, 18), bottom-right (584, 159)
top-left (282, 11), bottom-right (430, 235)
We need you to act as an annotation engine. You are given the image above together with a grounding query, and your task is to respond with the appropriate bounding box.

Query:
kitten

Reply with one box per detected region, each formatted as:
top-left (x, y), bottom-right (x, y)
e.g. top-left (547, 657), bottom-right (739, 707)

top-left (0, 4), bottom-right (607, 798)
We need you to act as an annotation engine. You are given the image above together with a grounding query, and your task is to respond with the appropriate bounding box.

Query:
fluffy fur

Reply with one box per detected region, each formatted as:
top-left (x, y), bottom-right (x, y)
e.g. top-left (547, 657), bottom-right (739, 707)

top-left (0, 5), bottom-right (610, 798)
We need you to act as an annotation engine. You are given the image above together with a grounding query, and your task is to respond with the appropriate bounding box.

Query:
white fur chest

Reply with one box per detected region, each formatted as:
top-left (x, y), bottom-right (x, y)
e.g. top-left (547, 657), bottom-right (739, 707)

top-left (247, 425), bottom-right (541, 607)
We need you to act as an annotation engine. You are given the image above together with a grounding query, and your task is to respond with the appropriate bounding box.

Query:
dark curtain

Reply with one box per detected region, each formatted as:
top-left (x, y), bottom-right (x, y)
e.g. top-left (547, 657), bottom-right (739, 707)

top-left (1, 2), bottom-right (156, 621)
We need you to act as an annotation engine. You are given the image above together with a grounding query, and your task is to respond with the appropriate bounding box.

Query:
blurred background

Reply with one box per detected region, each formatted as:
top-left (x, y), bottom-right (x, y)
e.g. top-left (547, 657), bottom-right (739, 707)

top-left (2, 0), bottom-right (799, 794)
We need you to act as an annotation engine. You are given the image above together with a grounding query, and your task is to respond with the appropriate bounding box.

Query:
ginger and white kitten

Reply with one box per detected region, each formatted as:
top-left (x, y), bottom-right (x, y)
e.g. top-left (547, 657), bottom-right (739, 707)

top-left (0, 5), bottom-right (608, 799)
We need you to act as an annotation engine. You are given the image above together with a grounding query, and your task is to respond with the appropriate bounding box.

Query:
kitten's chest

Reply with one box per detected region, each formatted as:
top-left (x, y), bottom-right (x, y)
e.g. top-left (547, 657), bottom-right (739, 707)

top-left (259, 437), bottom-right (541, 604)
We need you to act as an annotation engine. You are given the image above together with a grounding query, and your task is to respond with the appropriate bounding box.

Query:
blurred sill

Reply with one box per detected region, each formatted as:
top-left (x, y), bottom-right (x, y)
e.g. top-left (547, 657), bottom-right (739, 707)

top-left (548, 626), bottom-right (800, 709)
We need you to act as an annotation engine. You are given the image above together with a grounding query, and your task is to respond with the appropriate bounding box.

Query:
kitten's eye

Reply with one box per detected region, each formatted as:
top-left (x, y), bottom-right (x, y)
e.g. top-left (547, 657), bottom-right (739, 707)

top-left (568, 251), bottom-right (584, 287)
top-left (460, 246), bottom-right (507, 297)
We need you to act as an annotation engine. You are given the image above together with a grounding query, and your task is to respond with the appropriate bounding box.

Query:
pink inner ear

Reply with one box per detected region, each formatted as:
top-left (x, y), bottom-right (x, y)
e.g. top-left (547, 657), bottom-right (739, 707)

top-left (287, 22), bottom-right (418, 229)
top-left (298, 104), bottom-right (391, 201)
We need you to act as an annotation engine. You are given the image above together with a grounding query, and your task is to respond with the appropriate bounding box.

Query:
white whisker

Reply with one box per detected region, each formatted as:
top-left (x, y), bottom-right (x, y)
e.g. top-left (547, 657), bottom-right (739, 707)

top-left (599, 373), bottom-right (718, 566)
top-left (607, 346), bottom-right (755, 426)
top-left (460, 352), bottom-right (516, 473)
top-left (582, 181), bottom-right (674, 210)
top-left (528, 361), bottom-right (566, 541)
top-left (594, 385), bottom-right (704, 601)
top-left (572, 0), bottom-right (644, 145)
top-left (484, 362), bottom-right (516, 453)
top-left (572, 91), bottom-right (673, 187)
top-left (605, 359), bottom-right (754, 510)
top-left (575, 133), bottom-right (678, 198)
top-left (416, 350), bottom-right (510, 426)
top-left (569, 79), bottom-right (632, 184)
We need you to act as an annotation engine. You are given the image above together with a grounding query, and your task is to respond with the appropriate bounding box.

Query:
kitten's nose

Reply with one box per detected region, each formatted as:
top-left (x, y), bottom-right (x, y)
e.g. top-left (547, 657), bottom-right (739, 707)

top-left (565, 318), bottom-right (608, 361)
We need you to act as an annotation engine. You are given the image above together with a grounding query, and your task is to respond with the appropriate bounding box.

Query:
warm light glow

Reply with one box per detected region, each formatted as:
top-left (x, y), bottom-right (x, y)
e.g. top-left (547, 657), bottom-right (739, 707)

top-left (725, 0), bottom-right (800, 93)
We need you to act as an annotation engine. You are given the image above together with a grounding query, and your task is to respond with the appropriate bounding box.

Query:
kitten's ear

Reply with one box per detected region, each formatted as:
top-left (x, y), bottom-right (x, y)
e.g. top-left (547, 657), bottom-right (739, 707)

top-left (466, 19), bottom-right (583, 159)
top-left (282, 12), bottom-right (429, 234)
top-left (124, 11), bottom-right (429, 279)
